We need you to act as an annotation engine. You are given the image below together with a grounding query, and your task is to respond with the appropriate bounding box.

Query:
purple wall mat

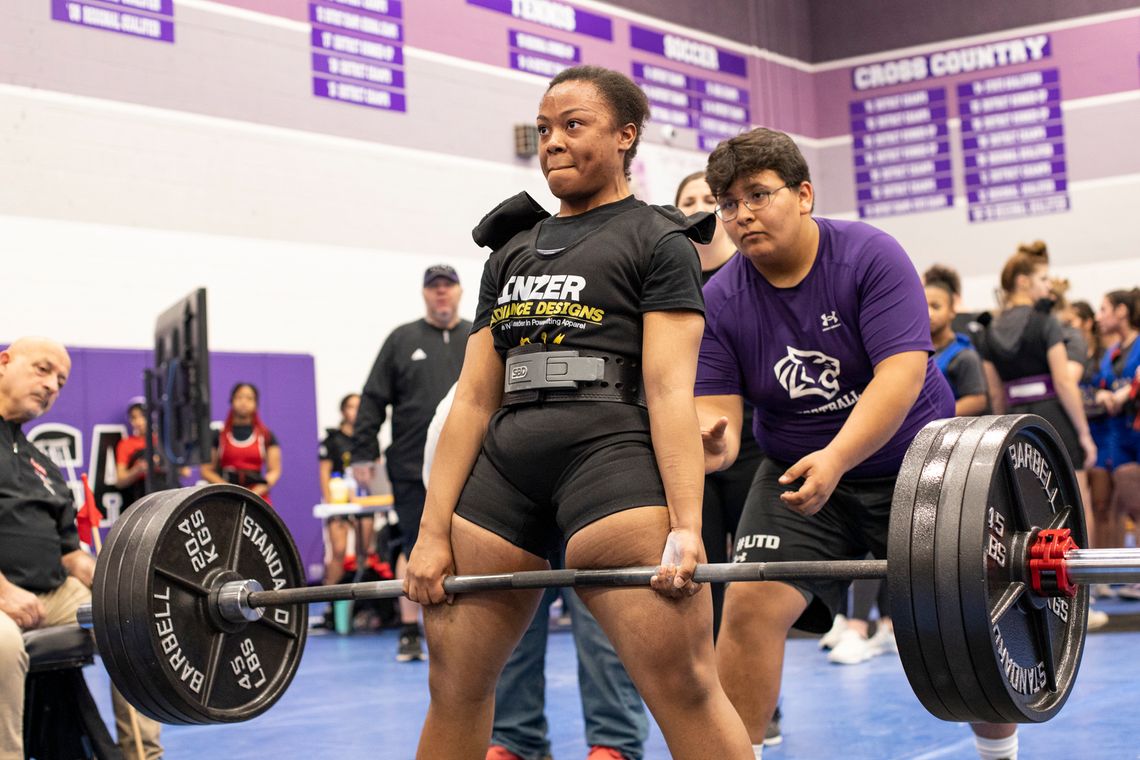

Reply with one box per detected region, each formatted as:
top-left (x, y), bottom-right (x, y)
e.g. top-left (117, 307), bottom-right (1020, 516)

top-left (19, 345), bottom-right (325, 584)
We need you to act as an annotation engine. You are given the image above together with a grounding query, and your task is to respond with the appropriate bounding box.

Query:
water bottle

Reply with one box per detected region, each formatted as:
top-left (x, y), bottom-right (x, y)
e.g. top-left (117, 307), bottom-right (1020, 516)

top-left (328, 476), bottom-right (349, 504)
top-left (341, 452), bottom-right (360, 500)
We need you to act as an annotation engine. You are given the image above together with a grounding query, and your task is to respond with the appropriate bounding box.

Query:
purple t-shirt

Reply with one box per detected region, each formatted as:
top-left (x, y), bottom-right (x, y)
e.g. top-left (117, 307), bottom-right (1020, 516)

top-left (696, 217), bottom-right (954, 477)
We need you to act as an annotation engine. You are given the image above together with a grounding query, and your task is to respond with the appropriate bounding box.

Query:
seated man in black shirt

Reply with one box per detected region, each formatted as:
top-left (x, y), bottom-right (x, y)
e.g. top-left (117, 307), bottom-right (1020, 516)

top-left (0, 337), bottom-right (162, 760)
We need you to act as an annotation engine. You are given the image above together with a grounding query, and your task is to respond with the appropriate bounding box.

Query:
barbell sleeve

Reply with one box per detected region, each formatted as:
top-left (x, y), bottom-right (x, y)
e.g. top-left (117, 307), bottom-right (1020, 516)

top-left (1062, 548), bottom-right (1140, 584)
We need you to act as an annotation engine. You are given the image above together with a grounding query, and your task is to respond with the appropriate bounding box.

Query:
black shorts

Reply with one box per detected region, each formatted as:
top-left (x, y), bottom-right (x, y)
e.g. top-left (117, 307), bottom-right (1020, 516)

top-left (702, 446), bottom-right (762, 564)
top-left (734, 458), bottom-right (895, 634)
top-left (454, 403), bottom-right (667, 558)
top-left (390, 478), bottom-right (427, 557)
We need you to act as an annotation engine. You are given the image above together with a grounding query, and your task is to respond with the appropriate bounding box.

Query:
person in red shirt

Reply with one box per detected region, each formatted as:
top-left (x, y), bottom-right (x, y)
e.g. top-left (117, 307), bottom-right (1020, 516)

top-left (200, 383), bottom-right (281, 502)
top-left (114, 399), bottom-right (151, 507)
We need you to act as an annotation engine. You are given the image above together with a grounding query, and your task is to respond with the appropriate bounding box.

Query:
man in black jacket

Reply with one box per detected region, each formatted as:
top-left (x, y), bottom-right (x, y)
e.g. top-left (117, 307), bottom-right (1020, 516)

top-left (352, 266), bottom-right (471, 661)
top-left (0, 337), bottom-right (162, 760)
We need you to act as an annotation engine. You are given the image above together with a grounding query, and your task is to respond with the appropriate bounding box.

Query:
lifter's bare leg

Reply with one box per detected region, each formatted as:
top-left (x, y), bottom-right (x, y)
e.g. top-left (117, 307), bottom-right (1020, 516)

top-left (568, 506), bottom-right (752, 760)
top-left (415, 516), bottom-right (546, 760)
top-left (716, 580), bottom-right (807, 746)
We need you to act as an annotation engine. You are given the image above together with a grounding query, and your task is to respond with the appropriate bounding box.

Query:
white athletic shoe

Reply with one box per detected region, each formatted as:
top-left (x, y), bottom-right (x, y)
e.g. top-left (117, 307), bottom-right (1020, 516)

top-left (828, 629), bottom-right (875, 665)
top-left (1115, 583), bottom-right (1140, 601)
top-left (1091, 583), bottom-right (1118, 599)
top-left (867, 625), bottom-right (898, 656)
top-left (1087, 608), bottom-right (1110, 630)
top-left (818, 614), bottom-right (847, 650)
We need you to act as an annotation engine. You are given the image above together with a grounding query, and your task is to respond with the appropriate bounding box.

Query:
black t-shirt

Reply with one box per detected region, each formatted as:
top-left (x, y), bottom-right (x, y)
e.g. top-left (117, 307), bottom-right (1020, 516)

top-left (352, 319), bottom-right (472, 482)
top-left (319, 428), bottom-right (353, 476)
top-left (474, 195), bottom-right (705, 358)
top-left (0, 418), bottom-right (79, 593)
top-left (979, 305), bottom-right (1064, 381)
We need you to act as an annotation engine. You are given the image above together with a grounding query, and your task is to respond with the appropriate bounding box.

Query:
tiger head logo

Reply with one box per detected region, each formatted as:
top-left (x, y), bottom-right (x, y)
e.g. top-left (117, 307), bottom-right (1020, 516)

top-left (773, 347), bottom-right (841, 400)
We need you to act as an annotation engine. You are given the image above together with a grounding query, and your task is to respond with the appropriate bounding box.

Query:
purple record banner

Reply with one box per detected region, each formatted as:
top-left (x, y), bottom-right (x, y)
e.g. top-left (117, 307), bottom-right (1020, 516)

top-left (91, 0), bottom-right (174, 16)
top-left (698, 98), bottom-right (749, 124)
top-left (959, 68), bottom-right (1069, 223)
top-left (310, 27), bottom-right (404, 64)
top-left (507, 27), bottom-right (578, 77)
top-left (851, 86), bottom-right (953, 219)
top-left (648, 104), bottom-right (692, 128)
top-left (631, 60), bottom-right (751, 141)
top-left (312, 53), bottom-right (405, 88)
top-left (310, 2), bottom-right (402, 42)
top-left (693, 76), bottom-right (749, 106)
top-left (313, 75), bottom-right (407, 111)
top-left (320, 0), bottom-right (403, 19)
top-left (467, 0), bottom-right (613, 41)
top-left (51, 0), bottom-right (175, 42)
top-left (637, 79), bottom-right (691, 109)
top-left (509, 29), bottom-right (580, 62)
top-left (310, 0), bottom-right (407, 111)
top-left (633, 61), bottom-right (689, 90)
top-left (699, 134), bottom-right (725, 153)
top-left (510, 51), bottom-right (570, 77)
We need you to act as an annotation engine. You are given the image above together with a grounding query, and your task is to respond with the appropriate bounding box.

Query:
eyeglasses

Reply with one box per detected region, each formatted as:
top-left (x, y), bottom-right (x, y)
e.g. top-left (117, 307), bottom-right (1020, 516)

top-left (714, 183), bottom-right (798, 221)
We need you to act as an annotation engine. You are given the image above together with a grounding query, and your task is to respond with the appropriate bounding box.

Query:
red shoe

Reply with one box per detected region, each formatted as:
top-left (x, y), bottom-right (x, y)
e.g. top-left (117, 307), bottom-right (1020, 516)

top-left (587, 747), bottom-right (626, 760)
top-left (486, 746), bottom-right (525, 760)
top-left (366, 552), bottom-right (393, 579)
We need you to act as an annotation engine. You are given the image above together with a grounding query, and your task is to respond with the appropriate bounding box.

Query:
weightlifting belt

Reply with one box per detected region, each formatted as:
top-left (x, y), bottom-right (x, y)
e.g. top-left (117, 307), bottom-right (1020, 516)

top-left (502, 344), bottom-right (646, 408)
top-left (1006, 373), bottom-right (1056, 406)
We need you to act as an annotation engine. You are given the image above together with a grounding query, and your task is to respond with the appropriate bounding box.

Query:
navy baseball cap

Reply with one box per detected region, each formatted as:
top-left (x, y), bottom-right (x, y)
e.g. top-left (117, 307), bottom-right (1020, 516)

top-left (424, 264), bottom-right (460, 286)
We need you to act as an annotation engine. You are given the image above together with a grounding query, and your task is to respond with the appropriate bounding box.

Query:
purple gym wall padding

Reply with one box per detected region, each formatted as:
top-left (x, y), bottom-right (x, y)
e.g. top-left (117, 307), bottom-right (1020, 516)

top-left (23, 346), bottom-right (326, 584)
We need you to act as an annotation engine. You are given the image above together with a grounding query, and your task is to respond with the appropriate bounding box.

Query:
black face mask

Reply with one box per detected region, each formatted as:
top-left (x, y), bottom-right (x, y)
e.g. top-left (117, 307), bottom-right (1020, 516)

top-left (1034, 296), bottom-right (1057, 314)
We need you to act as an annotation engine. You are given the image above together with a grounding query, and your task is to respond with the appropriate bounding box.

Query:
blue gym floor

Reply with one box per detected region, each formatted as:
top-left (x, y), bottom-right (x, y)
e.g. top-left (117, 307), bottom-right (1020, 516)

top-left (86, 600), bottom-right (1140, 759)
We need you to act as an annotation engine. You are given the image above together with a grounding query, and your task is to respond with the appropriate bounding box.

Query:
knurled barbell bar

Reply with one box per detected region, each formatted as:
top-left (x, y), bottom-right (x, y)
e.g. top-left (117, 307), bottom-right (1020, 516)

top-left (75, 415), bottom-right (1140, 727)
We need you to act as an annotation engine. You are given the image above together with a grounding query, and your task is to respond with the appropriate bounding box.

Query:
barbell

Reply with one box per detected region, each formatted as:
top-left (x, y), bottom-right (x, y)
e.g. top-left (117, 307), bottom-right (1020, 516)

top-left (76, 415), bottom-right (1140, 727)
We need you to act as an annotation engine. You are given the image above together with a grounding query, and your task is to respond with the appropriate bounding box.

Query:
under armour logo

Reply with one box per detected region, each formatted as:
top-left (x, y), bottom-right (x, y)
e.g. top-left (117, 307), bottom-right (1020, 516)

top-left (820, 311), bottom-right (841, 331)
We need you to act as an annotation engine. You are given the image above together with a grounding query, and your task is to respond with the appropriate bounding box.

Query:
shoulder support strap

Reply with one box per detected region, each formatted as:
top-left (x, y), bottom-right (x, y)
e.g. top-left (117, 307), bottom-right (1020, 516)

top-left (650, 205), bottom-right (717, 245)
top-left (471, 192), bottom-right (551, 251)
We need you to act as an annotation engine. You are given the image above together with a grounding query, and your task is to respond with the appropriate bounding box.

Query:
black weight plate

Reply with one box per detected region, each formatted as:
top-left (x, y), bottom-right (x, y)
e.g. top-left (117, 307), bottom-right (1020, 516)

top-left (931, 416), bottom-right (1007, 724)
top-left (91, 488), bottom-right (154, 695)
top-left (92, 491), bottom-right (184, 724)
top-left (888, 416), bottom-right (970, 722)
top-left (119, 491), bottom-right (203, 723)
top-left (904, 415), bottom-right (978, 722)
top-left (887, 417), bottom-right (952, 719)
top-left (92, 493), bottom-right (159, 719)
top-left (136, 486), bottom-right (307, 724)
top-left (959, 415), bottom-right (1088, 723)
top-left (123, 490), bottom-right (210, 724)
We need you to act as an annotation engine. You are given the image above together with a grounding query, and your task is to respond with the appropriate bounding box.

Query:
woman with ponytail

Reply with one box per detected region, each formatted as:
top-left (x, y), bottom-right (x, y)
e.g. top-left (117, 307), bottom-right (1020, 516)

top-left (201, 382), bottom-right (282, 503)
top-left (979, 246), bottom-right (1096, 469)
